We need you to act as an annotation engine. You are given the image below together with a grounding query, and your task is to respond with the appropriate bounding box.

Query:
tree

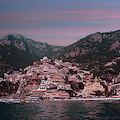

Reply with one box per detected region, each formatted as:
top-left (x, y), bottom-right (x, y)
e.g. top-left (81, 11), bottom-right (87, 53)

top-left (95, 90), bottom-right (103, 96)
top-left (78, 82), bottom-right (84, 90)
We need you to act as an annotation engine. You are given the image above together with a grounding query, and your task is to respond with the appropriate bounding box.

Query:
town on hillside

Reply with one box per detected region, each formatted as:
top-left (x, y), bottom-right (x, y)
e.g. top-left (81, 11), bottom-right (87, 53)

top-left (0, 57), bottom-right (120, 103)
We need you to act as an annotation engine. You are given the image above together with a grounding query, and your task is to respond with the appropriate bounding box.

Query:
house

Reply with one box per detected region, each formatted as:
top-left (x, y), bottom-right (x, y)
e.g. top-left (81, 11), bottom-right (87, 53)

top-left (44, 90), bottom-right (57, 99)
top-left (113, 73), bottom-right (120, 83)
top-left (41, 79), bottom-right (50, 85)
top-left (68, 75), bottom-right (79, 82)
top-left (115, 88), bottom-right (120, 96)
top-left (54, 91), bottom-right (70, 99)
top-left (51, 75), bottom-right (65, 85)
top-left (83, 73), bottom-right (94, 82)
top-left (44, 90), bottom-right (70, 99)
top-left (31, 85), bottom-right (47, 98)
top-left (108, 83), bottom-right (112, 92)
top-left (40, 56), bottom-right (50, 63)
top-left (43, 66), bottom-right (49, 72)
top-left (111, 83), bottom-right (120, 94)
top-left (78, 72), bottom-right (84, 80)
top-left (33, 62), bottom-right (38, 66)
top-left (32, 72), bottom-right (37, 80)
top-left (31, 85), bottom-right (47, 93)
top-left (57, 84), bottom-right (72, 91)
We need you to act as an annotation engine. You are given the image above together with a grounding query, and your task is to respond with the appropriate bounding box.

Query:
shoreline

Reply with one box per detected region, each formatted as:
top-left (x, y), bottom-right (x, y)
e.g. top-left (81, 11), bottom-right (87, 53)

top-left (1, 97), bottom-right (120, 103)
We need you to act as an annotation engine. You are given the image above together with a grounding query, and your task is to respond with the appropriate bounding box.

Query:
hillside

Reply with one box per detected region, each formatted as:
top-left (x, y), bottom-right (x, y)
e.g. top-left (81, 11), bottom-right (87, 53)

top-left (1, 30), bottom-right (120, 81)
top-left (0, 34), bottom-right (62, 76)
top-left (56, 30), bottom-right (120, 81)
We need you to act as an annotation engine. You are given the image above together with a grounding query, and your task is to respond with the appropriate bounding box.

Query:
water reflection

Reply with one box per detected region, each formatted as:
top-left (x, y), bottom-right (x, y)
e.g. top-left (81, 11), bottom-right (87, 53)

top-left (29, 101), bottom-right (120, 120)
top-left (1, 102), bottom-right (120, 120)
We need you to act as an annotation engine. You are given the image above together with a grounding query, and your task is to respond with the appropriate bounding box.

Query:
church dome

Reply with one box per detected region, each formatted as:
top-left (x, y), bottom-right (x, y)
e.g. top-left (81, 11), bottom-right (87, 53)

top-left (94, 76), bottom-right (99, 82)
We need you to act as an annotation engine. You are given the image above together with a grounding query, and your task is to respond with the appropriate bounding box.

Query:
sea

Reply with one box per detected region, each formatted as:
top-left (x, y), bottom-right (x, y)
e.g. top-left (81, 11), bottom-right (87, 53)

top-left (0, 101), bottom-right (120, 120)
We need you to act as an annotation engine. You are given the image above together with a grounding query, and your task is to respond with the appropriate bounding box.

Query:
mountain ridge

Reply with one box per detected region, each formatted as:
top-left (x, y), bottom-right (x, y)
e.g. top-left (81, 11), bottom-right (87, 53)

top-left (56, 30), bottom-right (120, 81)
top-left (0, 30), bottom-right (120, 82)
top-left (0, 34), bottom-right (62, 76)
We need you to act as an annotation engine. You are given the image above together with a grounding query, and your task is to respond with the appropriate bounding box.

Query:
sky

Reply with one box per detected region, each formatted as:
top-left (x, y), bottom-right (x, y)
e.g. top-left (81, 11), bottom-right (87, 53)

top-left (0, 0), bottom-right (120, 46)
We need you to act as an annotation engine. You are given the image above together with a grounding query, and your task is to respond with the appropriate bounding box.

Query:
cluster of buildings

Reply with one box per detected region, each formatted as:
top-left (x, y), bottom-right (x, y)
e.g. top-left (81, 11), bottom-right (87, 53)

top-left (1, 57), bottom-right (120, 101)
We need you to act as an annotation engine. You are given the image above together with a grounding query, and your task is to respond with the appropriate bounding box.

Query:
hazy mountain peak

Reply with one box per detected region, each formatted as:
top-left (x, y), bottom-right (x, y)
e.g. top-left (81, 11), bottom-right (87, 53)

top-left (14, 34), bottom-right (25, 40)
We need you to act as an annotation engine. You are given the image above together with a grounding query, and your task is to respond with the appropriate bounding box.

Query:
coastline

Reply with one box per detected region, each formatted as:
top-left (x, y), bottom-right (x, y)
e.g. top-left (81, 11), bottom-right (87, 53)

top-left (1, 97), bottom-right (120, 103)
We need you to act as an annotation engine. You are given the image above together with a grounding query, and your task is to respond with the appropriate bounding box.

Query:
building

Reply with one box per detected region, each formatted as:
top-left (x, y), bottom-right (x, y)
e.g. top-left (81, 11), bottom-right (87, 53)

top-left (82, 77), bottom-right (105, 97)
top-left (44, 90), bottom-right (70, 99)
top-left (51, 75), bottom-right (65, 85)
top-left (83, 73), bottom-right (94, 82)
top-left (115, 88), bottom-right (120, 96)
top-left (68, 75), bottom-right (79, 82)
top-left (31, 85), bottom-right (47, 98)
top-left (57, 84), bottom-right (72, 91)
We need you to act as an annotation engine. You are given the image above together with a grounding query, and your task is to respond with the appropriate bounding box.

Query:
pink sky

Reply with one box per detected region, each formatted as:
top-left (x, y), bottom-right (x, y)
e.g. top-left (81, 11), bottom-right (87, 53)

top-left (0, 0), bottom-right (120, 46)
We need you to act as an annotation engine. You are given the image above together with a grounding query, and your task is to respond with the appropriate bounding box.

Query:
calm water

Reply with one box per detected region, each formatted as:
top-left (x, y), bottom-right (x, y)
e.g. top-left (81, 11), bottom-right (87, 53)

top-left (0, 101), bottom-right (120, 120)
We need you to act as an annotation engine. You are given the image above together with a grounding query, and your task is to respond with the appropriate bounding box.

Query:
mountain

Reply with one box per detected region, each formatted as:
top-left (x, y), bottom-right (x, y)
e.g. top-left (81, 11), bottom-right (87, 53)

top-left (56, 30), bottom-right (120, 81)
top-left (0, 34), bottom-right (62, 58)
top-left (1, 30), bottom-right (120, 81)
top-left (0, 34), bottom-right (62, 76)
